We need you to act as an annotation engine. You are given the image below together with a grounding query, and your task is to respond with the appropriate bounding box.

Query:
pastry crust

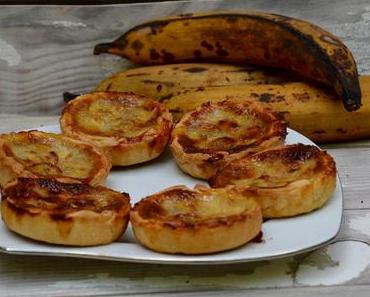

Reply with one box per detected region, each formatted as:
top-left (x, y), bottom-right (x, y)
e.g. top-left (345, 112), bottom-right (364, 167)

top-left (210, 144), bottom-right (337, 218)
top-left (1, 178), bottom-right (131, 246)
top-left (60, 92), bottom-right (173, 166)
top-left (170, 100), bottom-right (286, 179)
top-left (130, 185), bottom-right (262, 254)
top-left (0, 131), bottom-right (111, 189)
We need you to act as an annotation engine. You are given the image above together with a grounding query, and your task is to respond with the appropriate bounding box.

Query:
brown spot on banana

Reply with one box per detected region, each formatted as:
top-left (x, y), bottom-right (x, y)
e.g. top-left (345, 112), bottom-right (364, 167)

top-left (93, 11), bottom-right (361, 111)
top-left (150, 49), bottom-right (160, 60)
top-left (264, 52), bottom-right (271, 60)
top-left (131, 40), bottom-right (144, 52)
top-left (183, 67), bottom-right (208, 73)
top-left (215, 43), bottom-right (229, 57)
top-left (258, 93), bottom-right (273, 102)
top-left (259, 93), bottom-right (285, 103)
top-left (216, 48), bottom-right (229, 57)
top-left (142, 80), bottom-right (175, 87)
top-left (249, 92), bottom-right (285, 103)
top-left (201, 40), bottom-right (214, 51)
top-left (161, 49), bottom-right (175, 62)
top-left (193, 50), bottom-right (202, 57)
top-left (292, 92), bottom-right (310, 102)
top-left (160, 94), bottom-right (174, 101)
top-left (63, 92), bottom-right (80, 103)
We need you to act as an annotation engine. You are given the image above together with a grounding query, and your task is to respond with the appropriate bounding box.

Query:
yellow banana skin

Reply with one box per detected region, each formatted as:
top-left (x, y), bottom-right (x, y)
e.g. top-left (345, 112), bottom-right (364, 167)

top-left (94, 11), bottom-right (361, 111)
top-left (95, 63), bottom-right (295, 101)
top-left (165, 76), bottom-right (370, 143)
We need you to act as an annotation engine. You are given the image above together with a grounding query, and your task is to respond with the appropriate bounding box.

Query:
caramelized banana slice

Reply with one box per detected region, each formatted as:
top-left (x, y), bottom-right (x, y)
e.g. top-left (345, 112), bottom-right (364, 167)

top-left (210, 144), bottom-right (337, 218)
top-left (130, 185), bottom-right (262, 254)
top-left (60, 92), bottom-right (173, 166)
top-left (0, 131), bottom-right (111, 188)
top-left (170, 100), bottom-right (286, 179)
top-left (1, 178), bottom-right (131, 246)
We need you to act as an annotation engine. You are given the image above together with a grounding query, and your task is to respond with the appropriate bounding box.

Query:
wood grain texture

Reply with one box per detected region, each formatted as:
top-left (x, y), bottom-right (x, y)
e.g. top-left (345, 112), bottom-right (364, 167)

top-left (0, 239), bottom-right (369, 296)
top-left (0, 0), bottom-right (173, 4)
top-left (0, 0), bottom-right (370, 114)
top-left (0, 1), bottom-right (370, 296)
top-left (322, 146), bottom-right (370, 210)
top-left (126, 286), bottom-right (370, 297)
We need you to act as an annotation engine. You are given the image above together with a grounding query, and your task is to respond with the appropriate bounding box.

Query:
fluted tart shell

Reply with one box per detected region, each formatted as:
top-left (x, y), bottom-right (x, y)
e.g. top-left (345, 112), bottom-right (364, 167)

top-left (1, 178), bottom-right (131, 246)
top-left (60, 92), bottom-right (172, 166)
top-left (170, 100), bottom-right (286, 179)
top-left (210, 144), bottom-right (337, 218)
top-left (130, 185), bottom-right (262, 254)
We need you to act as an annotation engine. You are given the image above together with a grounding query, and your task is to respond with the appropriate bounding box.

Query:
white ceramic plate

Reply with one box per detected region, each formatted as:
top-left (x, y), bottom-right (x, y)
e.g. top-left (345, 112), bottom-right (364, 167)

top-left (0, 125), bottom-right (343, 264)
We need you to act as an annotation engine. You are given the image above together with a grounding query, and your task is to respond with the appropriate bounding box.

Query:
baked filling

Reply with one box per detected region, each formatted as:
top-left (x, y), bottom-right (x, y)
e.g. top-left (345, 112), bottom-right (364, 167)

top-left (210, 144), bottom-right (337, 217)
top-left (176, 102), bottom-right (283, 153)
top-left (67, 94), bottom-right (161, 139)
top-left (130, 185), bottom-right (262, 254)
top-left (170, 100), bottom-right (286, 179)
top-left (60, 92), bottom-right (172, 166)
top-left (0, 131), bottom-right (110, 188)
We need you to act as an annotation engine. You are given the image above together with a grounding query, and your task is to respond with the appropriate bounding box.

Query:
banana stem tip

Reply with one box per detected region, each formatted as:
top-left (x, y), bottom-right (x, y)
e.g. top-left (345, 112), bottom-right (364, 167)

top-left (63, 92), bottom-right (80, 103)
top-left (93, 42), bottom-right (112, 55)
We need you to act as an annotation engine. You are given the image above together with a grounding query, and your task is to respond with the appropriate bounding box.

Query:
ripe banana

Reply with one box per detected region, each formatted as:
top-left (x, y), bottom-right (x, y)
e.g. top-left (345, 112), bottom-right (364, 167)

top-left (165, 76), bottom-right (370, 143)
top-left (95, 63), bottom-right (295, 101)
top-left (94, 11), bottom-right (361, 111)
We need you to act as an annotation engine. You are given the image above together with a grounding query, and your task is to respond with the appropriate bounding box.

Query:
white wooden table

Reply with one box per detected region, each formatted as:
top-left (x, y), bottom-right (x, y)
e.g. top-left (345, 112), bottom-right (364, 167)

top-left (0, 1), bottom-right (369, 296)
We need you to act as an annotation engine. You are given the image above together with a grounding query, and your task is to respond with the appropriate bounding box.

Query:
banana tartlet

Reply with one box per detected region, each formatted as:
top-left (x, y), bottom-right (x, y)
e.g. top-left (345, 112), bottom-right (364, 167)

top-left (1, 178), bottom-right (131, 246)
top-left (0, 130), bottom-right (111, 189)
top-left (170, 100), bottom-right (286, 179)
top-left (60, 92), bottom-right (173, 166)
top-left (130, 185), bottom-right (262, 254)
top-left (210, 144), bottom-right (337, 218)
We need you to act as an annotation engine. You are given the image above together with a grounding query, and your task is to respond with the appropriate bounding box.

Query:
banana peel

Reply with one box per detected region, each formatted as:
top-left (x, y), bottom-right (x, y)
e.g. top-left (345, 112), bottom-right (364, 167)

top-left (164, 76), bottom-right (370, 143)
top-left (94, 11), bottom-right (362, 111)
top-left (95, 63), bottom-right (296, 101)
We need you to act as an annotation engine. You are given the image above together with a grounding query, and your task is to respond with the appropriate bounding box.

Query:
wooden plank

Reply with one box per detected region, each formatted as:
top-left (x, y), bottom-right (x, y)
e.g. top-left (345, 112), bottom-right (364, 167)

top-left (0, 241), bottom-right (368, 296)
top-left (0, 1), bottom-right (177, 4)
top-left (325, 147), bottom-right (370, 209)
top-left (0, 0), bottom-right (369, 115)
top-left (338, 209), bottom-right (370, 243)
top-left (126, 286), bottom-right (370, 297)
top-left (0, 114), bottom-right (58, 133)
top-left (0, 1), bottom-right (370, 296)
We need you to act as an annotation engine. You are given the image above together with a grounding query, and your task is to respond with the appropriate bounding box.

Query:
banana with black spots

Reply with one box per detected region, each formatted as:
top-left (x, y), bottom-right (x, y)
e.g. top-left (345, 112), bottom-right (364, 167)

top-left (94, 11), bottom-right (362, 111)
top-left (164, 76), bottom-right (370, 143)
top-left (95, 63), bottom-right (295, 101)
